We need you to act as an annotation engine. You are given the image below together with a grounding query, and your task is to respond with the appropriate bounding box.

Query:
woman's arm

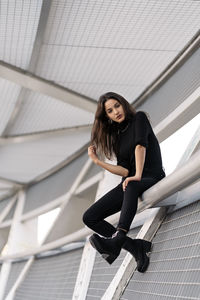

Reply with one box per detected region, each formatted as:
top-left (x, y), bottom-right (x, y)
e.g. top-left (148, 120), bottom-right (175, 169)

top-left (88, 145), bottom-right (129, 177)
top-left (122, 145), bottom-right (146, 191)
top-left (135, 144), bottom-right (146, 180)
top-left (95, 159), bottom-right (129, 177)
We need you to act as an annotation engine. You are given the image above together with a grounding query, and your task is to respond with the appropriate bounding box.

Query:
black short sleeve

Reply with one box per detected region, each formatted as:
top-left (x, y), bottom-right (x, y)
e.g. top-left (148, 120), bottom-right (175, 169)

top-left (134, 111), bottom-right (150, 148)
top-left (117, 158), bottom-right (129, 170)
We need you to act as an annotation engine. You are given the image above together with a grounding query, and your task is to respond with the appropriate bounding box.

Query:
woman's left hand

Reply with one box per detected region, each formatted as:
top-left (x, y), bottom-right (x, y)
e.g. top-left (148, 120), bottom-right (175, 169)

top-left (122, 175), bottom-right (141, 191)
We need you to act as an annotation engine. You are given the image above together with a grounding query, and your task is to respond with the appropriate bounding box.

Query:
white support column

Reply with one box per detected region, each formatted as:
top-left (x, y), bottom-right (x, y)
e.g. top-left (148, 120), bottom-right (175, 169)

top-left (72, 166), bottom-right (121, 300)
top-left (72, 241), bottom-right (96, 300)
top-left (6, 190), bottom-right (38, 254)
top-left (0, 196), bottom-right (17, 224)
top-left (101, 207), bottom-right (166, 300)
top-left (43, 158), bottom-right (94, 243)
top-left (0, 190), bottom-right (38, 300)
top-left (0, 262), bottom-right (12, 300)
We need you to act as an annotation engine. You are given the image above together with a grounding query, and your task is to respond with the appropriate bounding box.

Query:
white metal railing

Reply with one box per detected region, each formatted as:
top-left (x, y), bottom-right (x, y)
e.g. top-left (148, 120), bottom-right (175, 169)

top-left (0, 149), bottom-right (199, 262)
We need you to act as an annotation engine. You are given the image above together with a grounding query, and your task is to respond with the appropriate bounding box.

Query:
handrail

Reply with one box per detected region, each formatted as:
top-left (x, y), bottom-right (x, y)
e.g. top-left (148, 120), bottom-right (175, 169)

top-left (0, 150), bottom-right (199, 262)
top-left (139, 149), bottom-right (200, 212)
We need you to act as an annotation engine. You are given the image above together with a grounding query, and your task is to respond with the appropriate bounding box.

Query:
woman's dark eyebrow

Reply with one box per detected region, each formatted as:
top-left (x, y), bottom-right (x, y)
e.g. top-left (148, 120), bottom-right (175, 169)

top-left (106, 102), bottom-right (119, 112)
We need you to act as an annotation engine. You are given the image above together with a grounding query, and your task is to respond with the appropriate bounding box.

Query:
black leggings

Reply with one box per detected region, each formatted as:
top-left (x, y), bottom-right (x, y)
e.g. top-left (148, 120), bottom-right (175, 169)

top-left (83, 176), bottom-right (159, 237)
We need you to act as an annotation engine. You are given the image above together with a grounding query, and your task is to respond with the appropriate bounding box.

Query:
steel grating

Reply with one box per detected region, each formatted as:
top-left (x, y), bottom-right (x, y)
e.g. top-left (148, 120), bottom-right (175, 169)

top-left (14, 248), bottom-right (83, 300)
top-left (121, 199), bottom-right (200, 300)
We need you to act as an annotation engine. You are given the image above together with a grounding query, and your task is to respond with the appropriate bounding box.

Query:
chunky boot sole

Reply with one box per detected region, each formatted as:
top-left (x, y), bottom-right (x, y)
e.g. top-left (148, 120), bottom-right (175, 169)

top-left (123, 238), bottom-right (152, 273)
top-left (89, 235), bottom-right (118, 264)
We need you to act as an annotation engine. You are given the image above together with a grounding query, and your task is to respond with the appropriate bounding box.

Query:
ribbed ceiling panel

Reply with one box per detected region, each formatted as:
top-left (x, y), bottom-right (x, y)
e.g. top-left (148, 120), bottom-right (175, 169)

top-left (6, 90), bottom-right (94, 135)
top-left (0, 128), bottom-right (90, 182)
top-left (138, 46), bottom-right (200, 127)
top-left (37, 46), bottom-right (173, 101)
top-left (0, 0), bottom-right (43, 69)
top-left (0, 78), bottom-right (21, 135)
top-left (35, 0), bottom-right (200, 101)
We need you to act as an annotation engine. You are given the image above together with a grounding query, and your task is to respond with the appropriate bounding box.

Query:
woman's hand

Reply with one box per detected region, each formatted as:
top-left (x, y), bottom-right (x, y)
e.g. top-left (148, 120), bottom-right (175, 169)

top-left (122, 175), bottom-right (141, 191)
top-left (88, 145), bottom-right (99, 164)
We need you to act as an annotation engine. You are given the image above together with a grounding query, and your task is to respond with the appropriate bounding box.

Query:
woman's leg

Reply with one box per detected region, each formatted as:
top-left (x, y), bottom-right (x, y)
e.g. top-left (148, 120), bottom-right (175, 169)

top-left (87, 177), bottom-right (159, 267)
top-left (117, 177), bottom-right (158, 231)
top-left (82, 182), bottom-right (124, 237)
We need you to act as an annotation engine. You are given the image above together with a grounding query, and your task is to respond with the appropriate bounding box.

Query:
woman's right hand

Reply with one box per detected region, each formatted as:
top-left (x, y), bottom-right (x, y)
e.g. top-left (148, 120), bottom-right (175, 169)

top-left (88, 145), bottom-right (99, 164)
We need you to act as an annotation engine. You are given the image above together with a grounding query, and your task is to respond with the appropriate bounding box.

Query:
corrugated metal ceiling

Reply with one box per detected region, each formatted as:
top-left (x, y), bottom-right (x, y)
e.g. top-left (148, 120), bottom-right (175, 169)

top-left (0, 0), bottom-right (199, 183)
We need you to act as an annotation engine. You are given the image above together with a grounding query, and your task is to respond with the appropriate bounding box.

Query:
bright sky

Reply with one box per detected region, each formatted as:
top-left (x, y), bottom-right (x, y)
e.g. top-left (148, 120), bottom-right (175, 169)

top-left (160, 113), bottom-right (200, 175)
top-left (38, 113), bottom-right (200, 243)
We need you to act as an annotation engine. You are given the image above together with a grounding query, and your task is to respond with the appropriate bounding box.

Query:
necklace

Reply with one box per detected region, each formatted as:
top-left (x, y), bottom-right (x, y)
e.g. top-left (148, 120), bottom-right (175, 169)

top-left (117, 122), bottom-right (129, 134)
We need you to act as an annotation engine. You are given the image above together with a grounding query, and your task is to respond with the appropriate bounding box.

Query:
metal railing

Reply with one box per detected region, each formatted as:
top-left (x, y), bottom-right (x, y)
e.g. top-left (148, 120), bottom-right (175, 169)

top-left (0, 149), bottom-right (199, 262)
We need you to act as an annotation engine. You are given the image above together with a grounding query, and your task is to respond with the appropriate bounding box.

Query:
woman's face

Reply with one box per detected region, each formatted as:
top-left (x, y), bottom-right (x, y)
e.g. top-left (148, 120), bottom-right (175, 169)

top-left (104, 99), bottom-right (125, 123)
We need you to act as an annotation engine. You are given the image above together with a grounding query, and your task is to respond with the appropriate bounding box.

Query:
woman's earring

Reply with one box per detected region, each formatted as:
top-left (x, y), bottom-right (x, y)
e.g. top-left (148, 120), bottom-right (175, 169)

top-left (108, 119), bottom-right (113, 124)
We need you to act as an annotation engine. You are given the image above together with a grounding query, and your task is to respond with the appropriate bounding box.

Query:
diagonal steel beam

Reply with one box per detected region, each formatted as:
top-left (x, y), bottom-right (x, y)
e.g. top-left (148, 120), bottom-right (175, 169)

top-left (132, 30), bottom-right (200, 108)
top-left (2, 0), bottom-right (53, 137)
top-left (0, 0), bottom-right (96, 138)
top-left (0, 61), bottom-right (97, 113)
top-left (0, 124), bottom-right (92, 143)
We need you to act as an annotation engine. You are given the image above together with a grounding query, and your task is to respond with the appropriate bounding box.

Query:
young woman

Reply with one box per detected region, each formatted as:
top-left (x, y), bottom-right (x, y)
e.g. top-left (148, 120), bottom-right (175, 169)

top-left (82, 92), bottom-right (165, 272)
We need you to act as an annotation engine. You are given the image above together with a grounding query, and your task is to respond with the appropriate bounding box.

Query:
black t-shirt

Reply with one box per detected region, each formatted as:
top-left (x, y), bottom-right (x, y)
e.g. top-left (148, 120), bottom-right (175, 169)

top-left (116, 111), bottom-right (166, 180)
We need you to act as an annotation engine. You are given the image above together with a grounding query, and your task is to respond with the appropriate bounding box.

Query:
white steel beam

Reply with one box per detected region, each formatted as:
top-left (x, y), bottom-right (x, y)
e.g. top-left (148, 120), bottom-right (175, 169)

top-left (27, 142), bottom-right (90, 186)
top-left (0, 196), bottom-right (17, 224)
top-left (2, 0), bottom-right (52, 137)
top-left (133, 30), bottom-right (200, 108)
top-left (0, 262), bottom-right (12, 300)
top-left (154, 86), bottom-right (200, 142)
top-left (72, 241), bottom-right (96, 300)
top-left (101, 207), bottom-right (166, 300)
top-left (42, 158), bottom-right (93, 243)
top-left (176, 123), bottom-right (200, 168)
top-left (0, 61), bottom-right (97, 113)
top-left (74, 172), bottom-right (103, 195)
top-left (138, 149), bottom-right (200, 213)
top-left (1, 124), bottom-right (92, 143)
top-left (5, 257), bottom-right (34, 300)
top-left (0, 149), bottom-right (200, 261)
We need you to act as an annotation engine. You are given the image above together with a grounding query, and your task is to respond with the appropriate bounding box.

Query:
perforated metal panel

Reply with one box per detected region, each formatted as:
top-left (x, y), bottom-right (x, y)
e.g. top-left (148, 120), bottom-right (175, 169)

top-left (4, 260), bottom-right (27, 298)
top-left (14, 248), bottom-right (83, 300)
top-left (139, 46), bottom-right (200, 127)
top-left (7, 90), bottom-right (94, 135)
top-left (86, 226), bottom-right (141, 299)
top-left (0, 0), bottom-right (43, 69)
top-left (23, 151), bottom-right (88, 213)
top-left (35, 0), bottom-right (200, 102)
top-left (0, 128), bottom-right (90, 183)
top-left (121, 199), bottom-right (200, 300)
top-left (0, 78), bottom-right (21, 135)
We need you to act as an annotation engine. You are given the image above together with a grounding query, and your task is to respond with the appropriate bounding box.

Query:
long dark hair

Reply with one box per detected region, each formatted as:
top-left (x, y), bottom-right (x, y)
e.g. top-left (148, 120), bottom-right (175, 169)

top-left (91, 92), bottom-right (136, 160)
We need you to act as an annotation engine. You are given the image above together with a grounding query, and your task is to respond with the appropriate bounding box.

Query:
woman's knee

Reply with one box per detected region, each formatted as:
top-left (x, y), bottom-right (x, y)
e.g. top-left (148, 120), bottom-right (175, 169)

top-left (82, 208), bottom-right (97, 226)
top-left (127, 180), bottom-right (140, 189)
top-left (82, 209), bottom-right (90, 225)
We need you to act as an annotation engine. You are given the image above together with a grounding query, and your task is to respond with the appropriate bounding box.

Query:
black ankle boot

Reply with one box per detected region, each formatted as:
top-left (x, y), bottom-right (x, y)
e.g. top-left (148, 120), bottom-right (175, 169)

top-left (89, 230), bottom-right (127, 264)
top-left (123, 237), bottom-right (152, 272)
